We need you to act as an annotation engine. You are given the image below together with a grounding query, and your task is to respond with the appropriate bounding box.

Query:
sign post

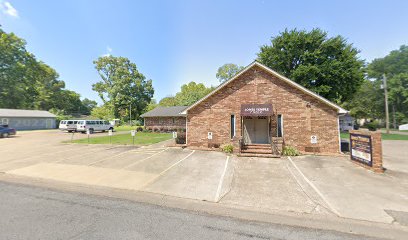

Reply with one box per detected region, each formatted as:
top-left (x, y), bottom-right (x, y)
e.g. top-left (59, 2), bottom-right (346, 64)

top-left (310, 135), bottom-right (318, 155)
top-left (131, 130), bottom-right (136, 145)
top-left (86, 129), bottom-right (90, 144)
top-left (108, 129), bottom-right (113, 144)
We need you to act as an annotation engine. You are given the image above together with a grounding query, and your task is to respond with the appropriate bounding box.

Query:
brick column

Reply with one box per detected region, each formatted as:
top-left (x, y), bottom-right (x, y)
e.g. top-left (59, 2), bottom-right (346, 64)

top-left (349, 130), bottom-right (383, 173)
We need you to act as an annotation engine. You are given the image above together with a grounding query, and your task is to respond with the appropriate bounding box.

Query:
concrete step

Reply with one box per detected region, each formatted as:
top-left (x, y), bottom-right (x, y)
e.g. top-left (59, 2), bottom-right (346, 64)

top-left (241, 149), bottom-right (274, 154)
top-left (238, 153), bottom-right (281, 158)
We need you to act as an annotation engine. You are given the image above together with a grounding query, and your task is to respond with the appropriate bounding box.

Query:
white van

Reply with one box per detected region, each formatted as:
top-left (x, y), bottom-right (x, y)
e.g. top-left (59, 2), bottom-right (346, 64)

top-left (76, 120), bottom-right (114, 134)
top-left (59, 120), bottom-right (79, 132)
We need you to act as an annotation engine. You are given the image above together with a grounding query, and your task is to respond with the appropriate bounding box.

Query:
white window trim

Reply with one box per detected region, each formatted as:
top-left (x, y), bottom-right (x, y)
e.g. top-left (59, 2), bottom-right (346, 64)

top-left (2, 118), bottom-right (9, 125)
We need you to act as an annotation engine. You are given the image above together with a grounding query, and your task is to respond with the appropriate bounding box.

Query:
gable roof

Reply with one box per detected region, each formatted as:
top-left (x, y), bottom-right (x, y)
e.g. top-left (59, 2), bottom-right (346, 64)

top-left (182, 61), bottom-right (348, 114)
top-left (140, 106), bottom-right (188, 118)
top-left (0, 109), bottom-right (56, 118)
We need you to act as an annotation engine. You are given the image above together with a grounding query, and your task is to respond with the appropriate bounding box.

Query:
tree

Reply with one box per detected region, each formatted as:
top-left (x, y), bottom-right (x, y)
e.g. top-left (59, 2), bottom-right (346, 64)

top-left (80, 98), bottom-right (98, 115)
top-left (158, 82), bottom-right (214, 107)
top-left (0, 28), bottom-right (37, 108)
top-left (145, 99), bottom-right (158, 112)
top-left (159, 96), bottom-right (178, 106)
top-left (91, 104), bottom-right (115, 120)
top-left (92, 55), bottom-right (154, 119)
top-left (257, 28), bottom-right (365, 103)
top-left (216, 63), bottom-right (244, 83)
top-left (343, 80), bottom-right (383, 120)
top-left (367, 45), bottom-right (408, 125)
top-left (0, 27), bottom-right (96, 116)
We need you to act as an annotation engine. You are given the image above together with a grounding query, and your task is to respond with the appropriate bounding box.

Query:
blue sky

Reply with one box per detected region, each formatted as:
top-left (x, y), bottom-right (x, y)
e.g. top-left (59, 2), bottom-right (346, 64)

top-left (1, 0), bottom-right (408, 104)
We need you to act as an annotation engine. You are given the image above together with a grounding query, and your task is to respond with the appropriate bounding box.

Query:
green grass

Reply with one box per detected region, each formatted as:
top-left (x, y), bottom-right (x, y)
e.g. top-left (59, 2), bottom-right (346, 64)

top-left (340, 132), bottom-right (408, 141)
top-left (69, 132), bottom-right (172, 145)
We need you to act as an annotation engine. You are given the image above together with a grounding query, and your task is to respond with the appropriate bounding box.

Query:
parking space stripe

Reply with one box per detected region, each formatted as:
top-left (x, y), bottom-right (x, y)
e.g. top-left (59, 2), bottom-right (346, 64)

top-left (214, 156), bottom-right (230, 202)
top-left (122, 148), bottom-right (169, 170)
top-left (87, 148), bottom-right (141, 166)
top-left (287, 156), bottom-right (341, 216)
top-left (140, 150), bottom-right (196, 188)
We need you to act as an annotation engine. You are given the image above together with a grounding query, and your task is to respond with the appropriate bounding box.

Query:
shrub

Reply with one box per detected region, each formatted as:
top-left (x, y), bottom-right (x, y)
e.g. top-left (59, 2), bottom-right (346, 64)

top-left (282, 145), bottom-right (300, 156)
top-left (221, 144), bottom-right (234, 154)
top-left (175, 132), bottom-right (186, 144)
top-left (366, 121), bottom-right (378, 131)
top-left (136, 126), bottom-right (143, 132)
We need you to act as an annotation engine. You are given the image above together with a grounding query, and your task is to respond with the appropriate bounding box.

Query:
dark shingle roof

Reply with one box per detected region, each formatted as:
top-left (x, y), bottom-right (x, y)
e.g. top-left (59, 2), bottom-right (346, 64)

top-left (140, 106), bottom-right (188, 117)
top-left (0, 109), bottom-right (56, 118)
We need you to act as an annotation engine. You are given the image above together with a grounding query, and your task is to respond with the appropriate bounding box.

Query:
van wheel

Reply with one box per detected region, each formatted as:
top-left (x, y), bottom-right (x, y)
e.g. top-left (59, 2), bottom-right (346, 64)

top-left (102, 130), bottom-right (105, 132)
top-left (89, 128), bottom-right (94, 134)
top-left (2, 133), bottom-right (9, 138)
top-left (109, 127), bottom-right (114, 131)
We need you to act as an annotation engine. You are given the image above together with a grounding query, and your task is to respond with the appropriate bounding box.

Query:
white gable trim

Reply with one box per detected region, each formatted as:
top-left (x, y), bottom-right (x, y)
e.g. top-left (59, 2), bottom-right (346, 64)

top-left (182, 61), bottom-right (348, 114)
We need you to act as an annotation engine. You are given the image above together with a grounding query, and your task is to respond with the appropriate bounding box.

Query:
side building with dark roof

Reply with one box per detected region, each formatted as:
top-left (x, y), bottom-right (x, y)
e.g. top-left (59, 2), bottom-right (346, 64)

top-left (0, 109), bottom-right (56, 130)
top-left (140, 106), bottom-right (187, 131)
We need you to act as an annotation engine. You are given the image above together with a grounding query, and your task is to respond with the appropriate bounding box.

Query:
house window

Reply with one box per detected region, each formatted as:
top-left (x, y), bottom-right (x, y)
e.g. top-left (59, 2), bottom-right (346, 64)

top-left (1, 118), bottom-right (9, 125)
top-left (277, 115), bottom-right (283, 137)
top-left (230, 115), bottom-right (235, 139)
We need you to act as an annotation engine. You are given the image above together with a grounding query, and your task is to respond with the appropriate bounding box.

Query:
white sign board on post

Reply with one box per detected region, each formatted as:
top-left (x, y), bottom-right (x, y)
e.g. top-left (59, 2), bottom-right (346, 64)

top-left (172, 131), bottom-right (177, 139)
top-left (310, 135), bottom-right (318, 144)
top-left (131, 130), bottom-right (136, 137)
top-left (207, 132), bottom-right (213, 140)
top-left (108, 130), bottom-right (113, 136)
top-left (86, 129), bottom-right (90, 135)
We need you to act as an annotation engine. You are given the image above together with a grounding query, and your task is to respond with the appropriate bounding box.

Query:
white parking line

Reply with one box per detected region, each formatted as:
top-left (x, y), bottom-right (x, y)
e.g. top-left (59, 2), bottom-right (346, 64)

top-left (140, 150), bottom-right (196, 188)
top-left (287, 156), bottom-right (341, 216)
top-left (214, 156), bottom-right (230, 202)
top-left (53, 146), bottom-right (119, 163)
top-left (122, 148), bottom-right (169, 170)
top-left (87, 148), bottom-right (141, 166)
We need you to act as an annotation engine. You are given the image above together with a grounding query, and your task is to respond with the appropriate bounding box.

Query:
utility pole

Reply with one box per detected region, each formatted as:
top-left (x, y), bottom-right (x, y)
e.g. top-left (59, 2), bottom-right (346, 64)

top-left (383, 74), bottom-right (390, 134)
top-left (129, 103), bottom-right (132, 126)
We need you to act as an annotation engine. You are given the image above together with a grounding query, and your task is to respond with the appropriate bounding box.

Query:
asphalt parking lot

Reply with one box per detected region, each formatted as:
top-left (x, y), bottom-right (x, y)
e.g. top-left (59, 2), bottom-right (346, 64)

top-left (1, 130), bottom-right (407, 224)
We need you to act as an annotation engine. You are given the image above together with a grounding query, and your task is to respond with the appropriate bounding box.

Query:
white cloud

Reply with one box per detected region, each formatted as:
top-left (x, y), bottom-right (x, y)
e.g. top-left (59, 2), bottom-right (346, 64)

top-left (0, 1), bottom-right (19, 18)
top-left (102, 46), bottom-right (113, 57)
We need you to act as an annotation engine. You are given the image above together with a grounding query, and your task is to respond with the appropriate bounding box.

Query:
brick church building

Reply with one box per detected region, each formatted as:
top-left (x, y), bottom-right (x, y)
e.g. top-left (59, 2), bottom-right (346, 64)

top-left (143, 61), bottom-right (347, 155)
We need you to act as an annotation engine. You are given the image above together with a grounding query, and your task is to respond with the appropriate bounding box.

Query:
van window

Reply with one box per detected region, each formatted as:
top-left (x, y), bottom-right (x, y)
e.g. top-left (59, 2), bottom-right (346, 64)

top-left (67, 121), bottom-right (73, 124)
top-left (98, 121), bottom-right (103, 125)
top-left (73, 121), bottom-right (78, 124)
top-left (60, 121), bottom-right (65, 124)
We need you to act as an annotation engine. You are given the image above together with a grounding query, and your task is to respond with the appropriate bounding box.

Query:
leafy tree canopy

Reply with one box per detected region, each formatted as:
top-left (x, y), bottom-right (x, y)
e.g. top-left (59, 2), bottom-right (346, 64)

top-left (216, 63), bottom-right (244, 83)
top-left (257, 28), bottom-right (365, 103)
top-left (158, 82), bottom-right (214, 107)
top-left (92, 55), bottom-right (154, 119)
top-left (0, 27), bottom-right (95, 116)
top-left (347, 45), bottom-right (408, 125)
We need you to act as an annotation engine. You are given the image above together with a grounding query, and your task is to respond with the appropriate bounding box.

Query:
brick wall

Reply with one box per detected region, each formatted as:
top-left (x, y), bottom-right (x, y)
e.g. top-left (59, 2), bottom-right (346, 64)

top-left (144, 117), bottom-right (186, 131)
top-left (186, 65), bottom-right (341, 154)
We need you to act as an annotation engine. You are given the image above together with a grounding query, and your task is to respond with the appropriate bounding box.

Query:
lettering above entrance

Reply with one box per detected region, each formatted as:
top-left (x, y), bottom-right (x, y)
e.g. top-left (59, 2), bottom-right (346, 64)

top-left (240, 104), bottom-right (273, 116)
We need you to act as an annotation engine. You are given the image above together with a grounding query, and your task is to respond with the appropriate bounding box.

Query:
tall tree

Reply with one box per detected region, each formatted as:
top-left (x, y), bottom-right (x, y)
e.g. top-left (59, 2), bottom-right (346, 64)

top-left (158, 82), bottom-right (213, 107)
top-left (92, 55), bottom-right (154, 119)
top-left (80, 98), bottom-right (98, 115)
top-left (367, 45), bottom-right (408, 125)
top-left (216, 63), bottom-right (244, 83)
top-left (257, 28), bottom-right (365, 103)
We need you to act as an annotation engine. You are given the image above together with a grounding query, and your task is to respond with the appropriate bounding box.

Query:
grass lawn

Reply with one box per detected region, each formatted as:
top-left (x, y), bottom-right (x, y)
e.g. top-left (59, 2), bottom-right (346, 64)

top-left (340, 132), bottom-right (408, 141)
top-left (69, 132), bottom-right (172, 145)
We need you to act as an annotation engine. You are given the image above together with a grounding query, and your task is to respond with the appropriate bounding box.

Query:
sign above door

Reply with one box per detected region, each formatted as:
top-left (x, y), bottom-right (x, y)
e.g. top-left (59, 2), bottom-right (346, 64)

top-left (241, 104), bottom-right (273, 116)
